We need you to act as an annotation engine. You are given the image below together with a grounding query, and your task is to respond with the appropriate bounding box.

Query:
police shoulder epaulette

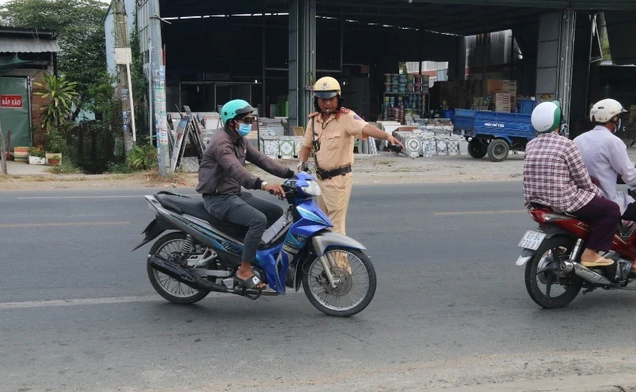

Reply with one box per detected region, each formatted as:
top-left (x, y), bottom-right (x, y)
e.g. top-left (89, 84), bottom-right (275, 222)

top-left (339, 107), bottom-right (350, 114)
top-left (309, 111), bottom-right (320, 118)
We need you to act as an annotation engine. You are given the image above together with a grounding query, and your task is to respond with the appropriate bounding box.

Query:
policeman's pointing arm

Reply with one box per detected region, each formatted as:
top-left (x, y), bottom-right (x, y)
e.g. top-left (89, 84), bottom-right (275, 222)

top-left (361, 124), bottom-right (403, 149)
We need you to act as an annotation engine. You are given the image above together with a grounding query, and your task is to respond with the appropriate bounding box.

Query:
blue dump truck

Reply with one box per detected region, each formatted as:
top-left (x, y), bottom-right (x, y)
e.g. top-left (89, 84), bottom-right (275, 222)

top-left (452, 109), bottom-right (537, 162)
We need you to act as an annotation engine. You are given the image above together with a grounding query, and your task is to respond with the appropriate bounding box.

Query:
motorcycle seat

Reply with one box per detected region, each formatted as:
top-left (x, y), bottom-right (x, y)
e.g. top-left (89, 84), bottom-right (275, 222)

top-left (528, 202), bottom-right (577, 218)
top-left (155, 193), bottom-right (247, 240)
top-left (531, 202), bottom-right (635, 237)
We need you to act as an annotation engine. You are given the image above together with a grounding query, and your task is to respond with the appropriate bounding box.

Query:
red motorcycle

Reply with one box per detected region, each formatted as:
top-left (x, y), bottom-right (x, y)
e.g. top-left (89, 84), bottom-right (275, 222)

top-left (517, 201), bottom-right (636, 309)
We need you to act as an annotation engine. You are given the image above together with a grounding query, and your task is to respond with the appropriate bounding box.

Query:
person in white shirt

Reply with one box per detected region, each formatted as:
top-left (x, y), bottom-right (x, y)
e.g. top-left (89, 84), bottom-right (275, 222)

top-left (573, 99), bottom-right (633, 221)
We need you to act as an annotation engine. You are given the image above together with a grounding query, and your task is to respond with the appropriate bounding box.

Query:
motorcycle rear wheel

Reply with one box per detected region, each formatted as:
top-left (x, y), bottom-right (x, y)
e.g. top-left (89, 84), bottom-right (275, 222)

top-left (302, 247), bottom-right (377, 317)
top-left (147, 232), bottom-right (210, 304)
top-left (524, 235), bottom-right (582, 309)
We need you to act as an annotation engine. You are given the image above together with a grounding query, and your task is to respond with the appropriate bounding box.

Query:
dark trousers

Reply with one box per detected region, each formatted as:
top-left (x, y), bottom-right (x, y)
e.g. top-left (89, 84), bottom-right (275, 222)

top-left (573, 196), bottom-right (621, 251)
top-left (203, 192), bottom-right (283, 263)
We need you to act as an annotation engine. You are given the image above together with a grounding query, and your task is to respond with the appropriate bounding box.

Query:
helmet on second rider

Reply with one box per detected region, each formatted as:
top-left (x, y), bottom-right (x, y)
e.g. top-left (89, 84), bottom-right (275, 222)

top-left (590, 98), bottom-right (627, 124)
top-left (531, 101), bottom-right (562, 134)
top-left (221, 99), bottom-right (254, 124)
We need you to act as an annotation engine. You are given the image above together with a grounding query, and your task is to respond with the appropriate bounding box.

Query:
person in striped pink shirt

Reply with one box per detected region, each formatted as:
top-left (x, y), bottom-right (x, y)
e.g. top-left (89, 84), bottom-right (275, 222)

top-left (523, 101), bottom-right (620, 267)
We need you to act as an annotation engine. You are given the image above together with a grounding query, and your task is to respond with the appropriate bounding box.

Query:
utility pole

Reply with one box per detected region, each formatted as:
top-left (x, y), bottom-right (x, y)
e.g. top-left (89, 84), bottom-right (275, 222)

top-left (112, 0), bottom-right (135, 153)
top-left (149, 0), bottom-right (169, 176)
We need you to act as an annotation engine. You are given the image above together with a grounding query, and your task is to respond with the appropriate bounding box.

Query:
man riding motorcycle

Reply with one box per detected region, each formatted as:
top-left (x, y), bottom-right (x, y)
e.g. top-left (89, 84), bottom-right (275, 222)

top-left (195, 99), bottom-right (295, 290)
top-left (573, 99), bottom-right (635, 220)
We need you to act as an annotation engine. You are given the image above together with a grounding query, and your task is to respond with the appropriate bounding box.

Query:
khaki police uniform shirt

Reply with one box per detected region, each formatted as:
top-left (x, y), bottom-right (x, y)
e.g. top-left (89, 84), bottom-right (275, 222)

top-left (303, 108), bottom-right (368, 171)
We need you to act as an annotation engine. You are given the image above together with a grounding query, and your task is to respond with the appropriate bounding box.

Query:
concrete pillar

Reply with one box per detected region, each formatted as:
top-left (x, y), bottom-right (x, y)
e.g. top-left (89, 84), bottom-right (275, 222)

top-left (570, 14), bottom-right (593, 126)
top-left (536, 10), bottom-right (576, 125)
top-left (288, 0), bottom-right (315, 128)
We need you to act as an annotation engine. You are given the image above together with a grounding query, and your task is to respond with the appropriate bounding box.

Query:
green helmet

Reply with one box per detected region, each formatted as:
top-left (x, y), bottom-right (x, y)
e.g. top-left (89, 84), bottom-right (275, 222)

top-left (531, 101), bottom-right (562, 134)
top-left (221, 99), bottom-right (254, 124)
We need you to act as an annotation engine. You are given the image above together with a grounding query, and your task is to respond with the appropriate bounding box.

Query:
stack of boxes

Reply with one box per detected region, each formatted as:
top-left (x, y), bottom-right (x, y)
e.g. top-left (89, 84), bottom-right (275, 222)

top-left (436, 79), bottom-right (518, 113)
top-left (495, 94), bottom-right (512, 113)
top-left (487, 80), bottom-right (517, 113)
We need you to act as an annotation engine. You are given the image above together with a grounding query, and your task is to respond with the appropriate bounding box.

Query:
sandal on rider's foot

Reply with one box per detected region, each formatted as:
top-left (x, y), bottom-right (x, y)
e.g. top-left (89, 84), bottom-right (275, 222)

top-left (581, 257), bottom-right (614, 267)
top-left (234, 274), bottom-right (266, 290)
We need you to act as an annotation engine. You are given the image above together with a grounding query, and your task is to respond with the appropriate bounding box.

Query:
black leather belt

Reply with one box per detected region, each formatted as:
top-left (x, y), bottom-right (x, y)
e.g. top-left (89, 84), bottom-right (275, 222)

top-left (316, 165), bottom-right (352, 181)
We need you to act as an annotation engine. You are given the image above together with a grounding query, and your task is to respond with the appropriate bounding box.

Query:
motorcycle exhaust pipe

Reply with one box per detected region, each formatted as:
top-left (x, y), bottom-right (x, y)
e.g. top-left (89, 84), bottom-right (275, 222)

top-left (563, 239), bottom-right (627, 285)
top-left (572, 263), bottom-right (612, 286)
top-left (148, 255), bottom-right (228, 293)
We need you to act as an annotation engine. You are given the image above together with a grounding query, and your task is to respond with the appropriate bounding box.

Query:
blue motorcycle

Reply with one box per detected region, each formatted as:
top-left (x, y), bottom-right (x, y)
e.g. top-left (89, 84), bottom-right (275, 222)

top-left (133, 172), bottom-right (377, 317)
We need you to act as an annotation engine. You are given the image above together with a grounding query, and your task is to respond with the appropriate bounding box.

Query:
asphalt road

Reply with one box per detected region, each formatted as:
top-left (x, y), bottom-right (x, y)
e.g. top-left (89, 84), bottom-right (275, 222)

top-left (2, 182), bottom-right (636, 392)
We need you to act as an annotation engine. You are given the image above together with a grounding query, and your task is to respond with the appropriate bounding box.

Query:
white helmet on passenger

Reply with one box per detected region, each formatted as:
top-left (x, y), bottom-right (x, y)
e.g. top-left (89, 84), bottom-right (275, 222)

top-left (589, 98), bottom-right (627, 123)
top-left (531, 101), bottom-right (562, 134)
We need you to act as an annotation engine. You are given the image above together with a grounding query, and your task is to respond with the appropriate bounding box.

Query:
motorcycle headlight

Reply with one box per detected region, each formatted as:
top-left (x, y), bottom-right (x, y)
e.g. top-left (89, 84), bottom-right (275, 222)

top-left (302, 180), bottom-right (322, 196)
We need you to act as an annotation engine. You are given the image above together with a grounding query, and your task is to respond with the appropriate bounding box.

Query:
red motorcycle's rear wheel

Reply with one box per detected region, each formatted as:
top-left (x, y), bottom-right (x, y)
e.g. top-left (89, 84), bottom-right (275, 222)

top-left (524, 235), bottom-right (582, 309)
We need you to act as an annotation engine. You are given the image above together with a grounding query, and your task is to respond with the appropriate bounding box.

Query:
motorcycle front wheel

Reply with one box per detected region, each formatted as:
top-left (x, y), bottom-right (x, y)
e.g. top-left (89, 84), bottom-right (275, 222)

top-left (302, 246), bottom-right (377, 317)
top-left (146, 232), bottom-right (210, 304)
top-left (524, 235), bottom-right (582, 309)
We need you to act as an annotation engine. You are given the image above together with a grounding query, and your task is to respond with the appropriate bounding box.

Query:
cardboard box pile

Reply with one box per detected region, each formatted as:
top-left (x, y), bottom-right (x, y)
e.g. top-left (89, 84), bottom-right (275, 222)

top-left (437, 79), bottom-right (518, 113)
top-left (495, 93), bottom-right (512, 113)
top-left (487, 80), bottom-right (517, 113)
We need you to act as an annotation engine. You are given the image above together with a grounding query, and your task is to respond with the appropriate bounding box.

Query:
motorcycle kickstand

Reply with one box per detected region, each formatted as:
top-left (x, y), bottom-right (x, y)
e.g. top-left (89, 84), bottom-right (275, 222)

top-left (234, 287), bottom-right (261, 300)
top-left (582, 286), bottom-right (596, 295)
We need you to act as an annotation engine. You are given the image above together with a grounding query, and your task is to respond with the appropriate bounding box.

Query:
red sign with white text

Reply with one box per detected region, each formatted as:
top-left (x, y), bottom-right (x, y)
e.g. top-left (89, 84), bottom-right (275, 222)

top-left (0, 95), bottom-right (23, 108)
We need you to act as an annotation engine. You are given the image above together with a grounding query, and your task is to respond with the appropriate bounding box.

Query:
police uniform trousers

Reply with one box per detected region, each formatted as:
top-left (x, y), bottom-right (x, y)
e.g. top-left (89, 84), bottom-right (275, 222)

top-left (317, 172), bottom-right (353, 235)
top-left (317, 172), bottom-right (354, 273)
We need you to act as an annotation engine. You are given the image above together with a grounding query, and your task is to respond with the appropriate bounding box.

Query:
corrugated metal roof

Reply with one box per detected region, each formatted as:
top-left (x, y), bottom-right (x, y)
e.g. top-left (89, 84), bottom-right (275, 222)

top-left (410, 0), bottom-right (636, 10)
top-left (0, 37), bottom-right (60, 53)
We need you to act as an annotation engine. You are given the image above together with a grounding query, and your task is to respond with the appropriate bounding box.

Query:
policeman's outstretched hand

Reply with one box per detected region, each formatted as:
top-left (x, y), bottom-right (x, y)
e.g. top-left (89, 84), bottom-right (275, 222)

top-left (387, 135), bottom-right (404, 150)
top-left (264, 183), bottom-right (285, 197)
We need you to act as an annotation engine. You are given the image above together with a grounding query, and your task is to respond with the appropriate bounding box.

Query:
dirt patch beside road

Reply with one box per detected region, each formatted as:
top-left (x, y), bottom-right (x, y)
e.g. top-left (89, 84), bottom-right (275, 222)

top-left (0, 152), bottom-right (525, 191)
top-left (118, 348), bottom-right (636, 392)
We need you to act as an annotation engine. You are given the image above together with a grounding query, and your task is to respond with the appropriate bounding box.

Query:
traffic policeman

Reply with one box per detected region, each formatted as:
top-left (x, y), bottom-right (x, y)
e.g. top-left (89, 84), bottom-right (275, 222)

top-left (297, 76), bottom-right (403, 238)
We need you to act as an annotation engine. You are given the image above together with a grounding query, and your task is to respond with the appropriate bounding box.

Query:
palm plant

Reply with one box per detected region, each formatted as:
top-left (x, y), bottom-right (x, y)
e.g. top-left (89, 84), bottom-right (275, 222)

top-left (34, 73), bottom-right (78, 132)
top-left (34, 73), bottom-right (79, 154)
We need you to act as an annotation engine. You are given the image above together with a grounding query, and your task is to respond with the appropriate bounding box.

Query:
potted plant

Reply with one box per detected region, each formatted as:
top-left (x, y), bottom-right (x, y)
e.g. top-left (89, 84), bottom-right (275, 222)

top-left (44, 129), bottom-right (64, 165)
top-left (28, 147), bottom-right (46, 165)
top-left (47, 153), bottom-right (62, 167)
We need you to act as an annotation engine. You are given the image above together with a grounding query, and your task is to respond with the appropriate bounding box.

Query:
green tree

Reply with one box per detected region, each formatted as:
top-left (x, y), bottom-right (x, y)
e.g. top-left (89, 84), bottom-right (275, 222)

top-left (0, 0), bottom-right (108, 118)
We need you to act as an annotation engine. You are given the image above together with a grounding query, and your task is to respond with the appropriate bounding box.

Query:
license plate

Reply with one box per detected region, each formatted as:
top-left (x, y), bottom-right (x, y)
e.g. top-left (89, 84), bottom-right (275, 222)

top-left (518, 230), bottom-right (546, 251)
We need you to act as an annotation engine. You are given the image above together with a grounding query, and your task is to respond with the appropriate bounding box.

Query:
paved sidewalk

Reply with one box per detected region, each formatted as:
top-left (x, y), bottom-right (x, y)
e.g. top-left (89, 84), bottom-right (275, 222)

top-left (4, 160), bottom-right (52, 176)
